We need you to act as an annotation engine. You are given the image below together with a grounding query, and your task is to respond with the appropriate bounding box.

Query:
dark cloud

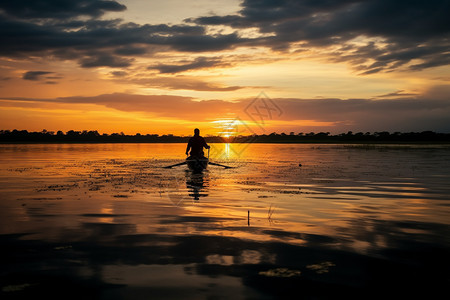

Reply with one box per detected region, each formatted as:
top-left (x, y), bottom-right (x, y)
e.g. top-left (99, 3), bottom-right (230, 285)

top-left (189, 0), bottom-right (450, 73)
top-left (114, 46), bottom-right (148, 56)
top-left (271, 96), bottom-right (450, 132)
top-left (22, 71), bottom-right (54, 81)
top-left (0, 14), bottom-right (212, 70)
top-left (0, 2), bottom-right (232, 66)
top-left (373, 90), bottom-right (419, 99)
top-left (0, 0), bottom-right (448, 74)
top-left (80, 53), bottom-right (134, 68)
top-left (0, 0), bottom-right (126, 19)
top-left (150, 57), bottom-right (225, 74)
top-left (166, 32), bottom-right (245, 52)
top-left (110, 71), bottom-right (128, 77)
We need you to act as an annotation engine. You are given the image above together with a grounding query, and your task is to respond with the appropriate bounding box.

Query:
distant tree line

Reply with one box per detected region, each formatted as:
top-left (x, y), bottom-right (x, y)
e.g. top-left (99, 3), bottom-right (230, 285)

top-left (1, 129), bottom-right (449, 143)
top-left (244, 131), bottom-right (450, 143)
top-left (0, 130), bottom-right (188, 143)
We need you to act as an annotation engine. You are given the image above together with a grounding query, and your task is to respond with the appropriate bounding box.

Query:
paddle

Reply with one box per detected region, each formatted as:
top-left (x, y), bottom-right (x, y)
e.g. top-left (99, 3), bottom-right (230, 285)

top-left (162, 161), bottom-right (187, 169)
top-left (163, 148), bottom-right (233, 169)
top-left (208, 161), bottom-right (233, 169)
top-left (206, 147), bottom-right (233, 168)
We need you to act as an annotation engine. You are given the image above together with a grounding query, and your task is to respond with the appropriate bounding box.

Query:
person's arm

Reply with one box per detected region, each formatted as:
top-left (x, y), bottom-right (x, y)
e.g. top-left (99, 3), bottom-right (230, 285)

top-left (203, 138), bottom-right (210, 149)
top-left (186, 140), bottom-right (191, 155)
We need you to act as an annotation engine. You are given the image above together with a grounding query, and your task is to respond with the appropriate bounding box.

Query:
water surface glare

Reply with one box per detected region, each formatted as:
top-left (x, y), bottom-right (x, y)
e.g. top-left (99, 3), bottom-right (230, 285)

top-left (1, 143), bottom-right (449, 299)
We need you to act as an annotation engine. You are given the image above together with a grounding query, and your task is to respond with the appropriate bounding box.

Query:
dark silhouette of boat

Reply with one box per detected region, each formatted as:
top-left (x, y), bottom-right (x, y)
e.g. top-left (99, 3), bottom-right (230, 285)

top-left (186, 156), bottom-right (208, 172)
top-left (163, 156), bottom-right (231, 170)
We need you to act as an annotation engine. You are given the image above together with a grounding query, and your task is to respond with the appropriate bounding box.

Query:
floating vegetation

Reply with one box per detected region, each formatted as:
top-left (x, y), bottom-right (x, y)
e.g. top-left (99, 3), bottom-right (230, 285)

top-left (17, 197), bottom-right (62, 201)
top-left (36, 183), bottom-right (79, 192)
top-left (7, 167), bottom-right (41, 173)
top-left (54, 245), bottom-right (72, 251)
top-left (259, 268), bottom-right (301, 278)
top-left (306, 261), bottom-right (336, 274)
top-left (2, 283), bottom-right (36, 292)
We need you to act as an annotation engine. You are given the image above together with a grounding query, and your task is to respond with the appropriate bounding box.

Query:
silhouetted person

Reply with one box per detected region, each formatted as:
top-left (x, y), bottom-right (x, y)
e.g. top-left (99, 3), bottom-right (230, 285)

top-left (186, 128), bottom-right (210, 158)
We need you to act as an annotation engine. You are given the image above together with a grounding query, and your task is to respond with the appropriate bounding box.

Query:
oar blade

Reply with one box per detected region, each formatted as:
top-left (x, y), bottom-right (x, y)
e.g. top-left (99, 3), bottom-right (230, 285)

top-left (208, 162), bottom-right (234, 169)
top-left (162, 161), bottom-right (187, 169)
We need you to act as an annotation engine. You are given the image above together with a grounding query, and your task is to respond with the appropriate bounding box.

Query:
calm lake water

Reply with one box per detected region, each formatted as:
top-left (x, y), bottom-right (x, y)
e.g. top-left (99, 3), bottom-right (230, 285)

top-left (1, 143), bottom-right (449, 299)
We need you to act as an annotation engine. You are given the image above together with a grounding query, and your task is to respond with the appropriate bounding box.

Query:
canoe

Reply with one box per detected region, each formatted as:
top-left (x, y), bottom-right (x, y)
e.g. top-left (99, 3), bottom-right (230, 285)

top-left (186, 157), bottom-right (208, 172)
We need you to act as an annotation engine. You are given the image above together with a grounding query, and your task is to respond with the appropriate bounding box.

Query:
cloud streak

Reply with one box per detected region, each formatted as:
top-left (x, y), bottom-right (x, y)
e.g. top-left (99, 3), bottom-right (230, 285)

top-left (22, 71), bottom-right (54, 81)
top-left (127, 75), bottom-right (244, 91)
top-left (2, 88), bottom-right (450, 132)
top-left (21, 70), bottom-right (63, 84)
top-left (150, 57), bottom-right (226, 74)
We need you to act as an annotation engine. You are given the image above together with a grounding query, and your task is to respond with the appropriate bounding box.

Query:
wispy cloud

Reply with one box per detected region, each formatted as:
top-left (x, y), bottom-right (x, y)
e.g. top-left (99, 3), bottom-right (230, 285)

top-left (22, 71), bottom-right (54, 81)
top-left (149, 56), bottom-right (227, 74)
top-left (22, 70), bottom-right (63, 84)
top-left (127, 75), bottom-right (244, 91)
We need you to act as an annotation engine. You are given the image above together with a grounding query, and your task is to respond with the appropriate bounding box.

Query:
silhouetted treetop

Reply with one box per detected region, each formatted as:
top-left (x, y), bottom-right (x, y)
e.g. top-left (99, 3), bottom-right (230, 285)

top-left (0, 129), bottom-right (449, 143)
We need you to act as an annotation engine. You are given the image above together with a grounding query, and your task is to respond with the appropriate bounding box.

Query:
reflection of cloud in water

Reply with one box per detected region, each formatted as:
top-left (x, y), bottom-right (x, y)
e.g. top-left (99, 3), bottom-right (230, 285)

top-left (2, 215), bottom-right (449, 299)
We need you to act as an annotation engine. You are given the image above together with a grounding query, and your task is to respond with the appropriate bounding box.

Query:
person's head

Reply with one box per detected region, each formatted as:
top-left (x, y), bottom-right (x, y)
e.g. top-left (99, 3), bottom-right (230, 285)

top-left (194, 128), bottom-right (200, 136)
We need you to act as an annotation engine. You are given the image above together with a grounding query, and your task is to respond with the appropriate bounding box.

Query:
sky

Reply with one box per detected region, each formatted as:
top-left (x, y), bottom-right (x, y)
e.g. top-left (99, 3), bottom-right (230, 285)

top-left (0, 0), bottom-right (449, 136)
